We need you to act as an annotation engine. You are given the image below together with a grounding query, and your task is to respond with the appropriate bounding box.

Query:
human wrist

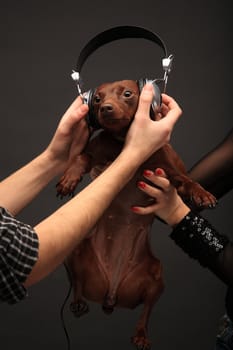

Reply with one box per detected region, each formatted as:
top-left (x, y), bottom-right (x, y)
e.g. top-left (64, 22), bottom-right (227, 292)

top-left (32, 149), bottom-right (64, 182)
top-left (122, 142), bottom-right (152, 166)
top-left (116, 148), bottom-right (141, 169)
top-left (164, 201), bottom-right (190, 227)
top-left (41, 148), bottom-right (66, 175)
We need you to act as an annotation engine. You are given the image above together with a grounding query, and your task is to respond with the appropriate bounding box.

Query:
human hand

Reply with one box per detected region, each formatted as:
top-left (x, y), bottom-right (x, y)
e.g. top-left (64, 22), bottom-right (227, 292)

top-left (45, 96), bottom-right (89, 173)
top-left (131, 168), bottom-right (190, 227)
top-left (123, 85), bottom-right (182, 163)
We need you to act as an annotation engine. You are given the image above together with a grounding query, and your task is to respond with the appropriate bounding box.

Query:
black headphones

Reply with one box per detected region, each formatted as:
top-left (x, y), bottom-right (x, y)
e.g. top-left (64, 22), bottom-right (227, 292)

top-left (71, 25), bottom-right (174, 129)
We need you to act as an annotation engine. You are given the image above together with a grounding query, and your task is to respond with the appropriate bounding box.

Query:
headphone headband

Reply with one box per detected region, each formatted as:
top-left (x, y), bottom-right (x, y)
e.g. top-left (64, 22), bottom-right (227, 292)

top-left (76, 25), bottom-right (168, 72)
top-left (71, 25), bottom-right (173, 96)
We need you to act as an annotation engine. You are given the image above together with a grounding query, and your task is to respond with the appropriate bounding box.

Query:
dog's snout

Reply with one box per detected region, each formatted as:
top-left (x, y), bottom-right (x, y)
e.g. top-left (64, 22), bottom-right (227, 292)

top-left (100, 104), bottom-right (113, 113)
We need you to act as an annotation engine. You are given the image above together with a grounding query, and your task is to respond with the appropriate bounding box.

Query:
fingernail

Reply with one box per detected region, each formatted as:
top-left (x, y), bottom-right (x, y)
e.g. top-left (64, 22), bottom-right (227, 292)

top-left (143, 83), bottom-right (153, 91)
top-left (156, 168), bottom-right (163, 175)
top-left (137, 181), bottom-right (146, 189)
top-left (131, 206), bottom-right (140, 212)
top-left (80, 104), bottom-right (88, 112)
top-left (143, 170), bottom-right (153, 177)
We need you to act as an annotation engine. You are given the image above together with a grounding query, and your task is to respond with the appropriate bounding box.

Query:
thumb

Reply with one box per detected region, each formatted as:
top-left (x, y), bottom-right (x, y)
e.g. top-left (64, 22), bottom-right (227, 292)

top-left (135, 83), bottom-right (154, 119)
top-left (61, 103), bottom-right (89, 135)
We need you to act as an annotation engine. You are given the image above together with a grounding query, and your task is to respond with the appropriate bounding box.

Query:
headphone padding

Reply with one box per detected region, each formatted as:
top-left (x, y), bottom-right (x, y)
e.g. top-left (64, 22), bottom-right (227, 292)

top-left (83, 89), bottom-right (102, 129)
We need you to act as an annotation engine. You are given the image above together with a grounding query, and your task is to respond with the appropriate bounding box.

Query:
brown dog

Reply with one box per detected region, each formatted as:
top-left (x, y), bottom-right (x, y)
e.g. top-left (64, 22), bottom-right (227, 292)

top-left (56, 80), bottom-right (216, 349)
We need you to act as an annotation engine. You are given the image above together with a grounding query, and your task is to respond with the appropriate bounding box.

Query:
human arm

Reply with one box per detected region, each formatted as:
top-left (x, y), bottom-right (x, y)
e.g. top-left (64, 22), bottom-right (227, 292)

top-left (189, 128), bottom-right (233, 200)
top-left (132, 168), bottom-right (233, 286)
top-left (0, 97), bottom-right (89, 216)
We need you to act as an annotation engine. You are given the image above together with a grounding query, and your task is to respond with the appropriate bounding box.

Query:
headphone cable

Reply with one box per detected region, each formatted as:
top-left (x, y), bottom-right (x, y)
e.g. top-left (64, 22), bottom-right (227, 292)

top-left (60, 262), bottom-right (73, 350)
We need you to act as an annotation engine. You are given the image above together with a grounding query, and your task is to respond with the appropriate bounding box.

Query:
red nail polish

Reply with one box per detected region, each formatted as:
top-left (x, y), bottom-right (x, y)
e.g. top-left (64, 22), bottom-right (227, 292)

top-left (137, 181), bottom-right (146, 189)
top-left (143, 170), bottom-right (153, 177)
top-left (156, 168), bottom-right (163, 175)
top-left (131, 206), bottom-right (140, 212)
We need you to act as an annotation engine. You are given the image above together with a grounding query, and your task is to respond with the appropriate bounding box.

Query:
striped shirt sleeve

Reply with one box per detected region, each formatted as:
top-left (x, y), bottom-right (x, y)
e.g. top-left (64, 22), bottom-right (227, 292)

top-left (0, 207), bottom-right (39, 304)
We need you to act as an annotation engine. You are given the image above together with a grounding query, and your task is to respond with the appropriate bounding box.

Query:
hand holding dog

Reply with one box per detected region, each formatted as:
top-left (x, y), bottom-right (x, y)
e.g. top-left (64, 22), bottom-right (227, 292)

top-left (45, 96), bottom-right (89, 173)
top-left (124, 84), bottom-right (182, 163)
top-left (132, 168), bottom-right (190, 226)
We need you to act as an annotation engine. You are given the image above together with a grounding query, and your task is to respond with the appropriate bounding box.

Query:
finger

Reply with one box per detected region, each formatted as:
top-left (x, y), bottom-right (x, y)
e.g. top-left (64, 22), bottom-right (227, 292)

top-left (67, 95), bottom-right (84, 111)
top-left (161, 93), bottom-right (182, 126)
top-left (135, 83), bottom-right (154, 119)
top-left (155, 112), bottom-right (162, 121)
top-left (159, 103), bottom-right (169, 117)
top-left (131, 203), bottom-right (158, 215)
top-left (137, 181), bottom-right (164, 198)
top-left (142, 169), bottom-right (170, 191)
top-left (154, 168), bottom-right (167, 177)
top-left (161, 93), bottom-right (180, 109)
top-left (62, 104), bottom-right (89, 135)
top-left (62, 96), bottom-right (88, 123)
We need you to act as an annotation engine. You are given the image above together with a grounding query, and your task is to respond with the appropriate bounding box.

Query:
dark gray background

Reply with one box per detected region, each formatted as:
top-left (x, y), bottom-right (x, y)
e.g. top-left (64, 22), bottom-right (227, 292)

top-left (1, 0), bottom-right (232, 349)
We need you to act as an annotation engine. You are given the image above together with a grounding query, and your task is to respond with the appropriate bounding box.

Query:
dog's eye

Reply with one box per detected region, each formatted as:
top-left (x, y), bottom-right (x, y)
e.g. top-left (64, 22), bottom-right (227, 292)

top-left (124, 90), bottom-right (132, 97)
top-left (94, 95), bottom-right (101, 103)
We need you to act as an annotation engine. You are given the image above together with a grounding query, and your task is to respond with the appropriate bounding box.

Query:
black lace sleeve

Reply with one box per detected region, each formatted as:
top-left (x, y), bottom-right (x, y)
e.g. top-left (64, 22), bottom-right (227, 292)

top-left (188, 127), bottom-right (233, 200)
top-left (170, 211), bottom-right (233, 286)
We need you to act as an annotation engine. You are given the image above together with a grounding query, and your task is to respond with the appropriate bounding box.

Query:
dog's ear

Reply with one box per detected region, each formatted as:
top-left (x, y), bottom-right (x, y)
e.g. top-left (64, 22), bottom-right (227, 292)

top-left (137, 79), bottom-right (161, 120)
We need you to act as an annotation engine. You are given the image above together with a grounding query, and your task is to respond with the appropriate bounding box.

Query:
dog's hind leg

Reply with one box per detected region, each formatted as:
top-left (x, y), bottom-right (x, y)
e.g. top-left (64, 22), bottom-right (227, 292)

top-left (131, 263), bottom-right (164, 350)
top-left (102, 291), bottom-right (118, 314)
top-left (70, 279), bottom-right (90, 318)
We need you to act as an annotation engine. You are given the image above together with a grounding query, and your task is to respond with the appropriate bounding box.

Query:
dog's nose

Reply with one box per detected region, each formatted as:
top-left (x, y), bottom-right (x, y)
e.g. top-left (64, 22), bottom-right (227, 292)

top-left (100, 104), bottom-right (113, 113)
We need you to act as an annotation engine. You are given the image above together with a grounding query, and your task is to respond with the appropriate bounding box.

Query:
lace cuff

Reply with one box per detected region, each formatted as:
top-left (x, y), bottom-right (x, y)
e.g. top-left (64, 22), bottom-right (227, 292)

top-left (170, 211), bottom-right (229, 267)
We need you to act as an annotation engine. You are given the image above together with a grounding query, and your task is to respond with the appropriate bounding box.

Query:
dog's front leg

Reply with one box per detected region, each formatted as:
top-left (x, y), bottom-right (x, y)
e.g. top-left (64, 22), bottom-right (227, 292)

top-left (169, 173), bottom-right (217, 209)
top-left (56, 153), bottom-right (91, 198)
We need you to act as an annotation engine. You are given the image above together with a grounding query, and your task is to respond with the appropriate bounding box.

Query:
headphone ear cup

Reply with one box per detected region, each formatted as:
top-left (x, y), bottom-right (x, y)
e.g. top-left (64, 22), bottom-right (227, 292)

top-left (83, 88), bottom-right (94, 110)
top-left (137, 78), bottom-right (161, 119)
top-left (83, 89), bottom-right (101, 129)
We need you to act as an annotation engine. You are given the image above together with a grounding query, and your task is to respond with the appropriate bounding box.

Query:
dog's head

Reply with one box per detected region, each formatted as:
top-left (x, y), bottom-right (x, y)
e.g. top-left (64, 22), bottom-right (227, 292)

top-left (90, 80), bottom-right (140, 134)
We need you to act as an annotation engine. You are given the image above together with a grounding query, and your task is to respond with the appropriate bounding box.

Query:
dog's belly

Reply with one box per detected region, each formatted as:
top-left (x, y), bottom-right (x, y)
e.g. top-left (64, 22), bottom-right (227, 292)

top-left (81, 253), bottom-right (161, 309)
top-left (79, 151), bottom-right (159, 282)
top-left (69, 170), bottom-right (159, 305)
top-left (71, 214), bottom-right (161, 308)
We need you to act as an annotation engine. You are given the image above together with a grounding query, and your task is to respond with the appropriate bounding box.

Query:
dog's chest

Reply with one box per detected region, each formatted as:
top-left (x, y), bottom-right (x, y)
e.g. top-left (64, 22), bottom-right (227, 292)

top-left (87, 131), bottom-right (124, 175)
top-left (84, 133), bottom-right (170, 267)
top-left (87, 132), bottom-right (174, 180)
top-left (87, 132), bottom-right (164, 225)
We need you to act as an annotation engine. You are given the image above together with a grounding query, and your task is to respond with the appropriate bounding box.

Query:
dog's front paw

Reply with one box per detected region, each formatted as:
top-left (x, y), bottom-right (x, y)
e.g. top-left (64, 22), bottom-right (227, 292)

top-left (192, 187), bottom-right (217, 209)
top-left (56, 171), bottom-right (82, 199)
top-left (179, 182), bottom-right (217, 209)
